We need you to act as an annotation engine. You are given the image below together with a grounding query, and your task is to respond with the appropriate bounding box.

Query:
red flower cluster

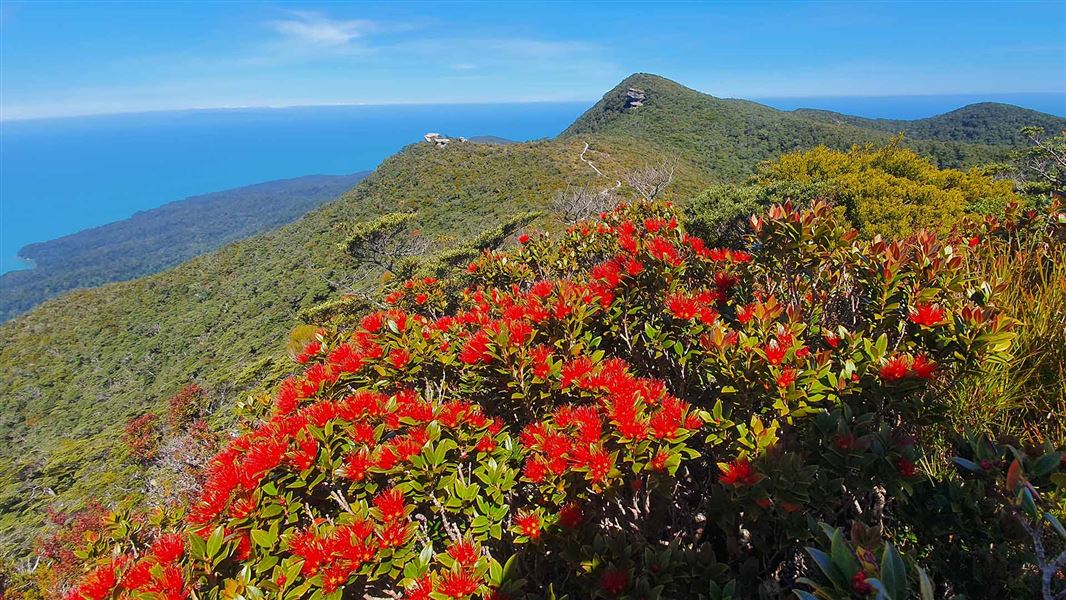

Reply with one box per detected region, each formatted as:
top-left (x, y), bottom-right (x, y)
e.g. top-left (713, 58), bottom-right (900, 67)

top-left (62, 198), bottom-right (1018, 600)
top-left (908, 302), bottom-right (946, 327)
top-left (665, 288), bottom-right (720, 324)
top-left (520, 355), bottom-right (700, 490)
top-left (719, 459), bottom-right (762, 487)
top-left (879, 354), bottom-right (937, 382)
top-left (65, 534), bottom-right (192, 600)
top-left (289, 519), bottom-right (380, 584)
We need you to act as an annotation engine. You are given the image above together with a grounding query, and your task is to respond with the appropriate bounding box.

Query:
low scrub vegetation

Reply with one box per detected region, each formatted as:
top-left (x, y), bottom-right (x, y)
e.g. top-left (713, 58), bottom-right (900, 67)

top-left (21, 195), bottom-right (1063, 599)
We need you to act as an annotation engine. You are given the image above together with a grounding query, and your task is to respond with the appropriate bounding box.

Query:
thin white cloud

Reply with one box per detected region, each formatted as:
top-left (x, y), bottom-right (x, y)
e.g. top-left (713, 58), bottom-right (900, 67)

top-left (267, 11), bottom-right (374, 47)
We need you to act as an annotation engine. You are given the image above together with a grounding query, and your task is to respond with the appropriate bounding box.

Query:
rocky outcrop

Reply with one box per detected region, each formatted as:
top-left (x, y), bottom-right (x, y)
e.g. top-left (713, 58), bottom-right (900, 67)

top-left (625, 88), bottom-right (646, 109)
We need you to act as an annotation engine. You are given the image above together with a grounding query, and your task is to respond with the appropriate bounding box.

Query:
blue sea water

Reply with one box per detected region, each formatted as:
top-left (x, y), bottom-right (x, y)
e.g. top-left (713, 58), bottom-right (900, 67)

top-left (2, 93), bottom-right (1063, 275)
top-left (0, 103), bottom-right (588, 274)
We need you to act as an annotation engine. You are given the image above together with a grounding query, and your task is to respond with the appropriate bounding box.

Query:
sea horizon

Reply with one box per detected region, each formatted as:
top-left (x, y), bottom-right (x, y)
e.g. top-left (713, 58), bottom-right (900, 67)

top-left (2, 91), bottom-right (1063, 274)
top-left (0, 102), bottom-right (589, 274)
top-left (3, 91), bottom-right (1064, 123)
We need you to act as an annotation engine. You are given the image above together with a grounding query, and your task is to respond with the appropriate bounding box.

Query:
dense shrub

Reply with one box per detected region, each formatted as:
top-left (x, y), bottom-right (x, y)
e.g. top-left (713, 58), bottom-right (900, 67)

top-left (752, 141), bottom-right (1018, 238)
top-left (122, 414), bottom-right (162, 464)
top-left (57, 198), bottom-right (1063, 599)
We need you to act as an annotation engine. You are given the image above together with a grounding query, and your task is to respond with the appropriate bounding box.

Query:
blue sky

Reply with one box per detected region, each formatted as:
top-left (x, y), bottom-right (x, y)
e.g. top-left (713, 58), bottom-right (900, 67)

top-left (1, 1), bottom-right (1064, 120)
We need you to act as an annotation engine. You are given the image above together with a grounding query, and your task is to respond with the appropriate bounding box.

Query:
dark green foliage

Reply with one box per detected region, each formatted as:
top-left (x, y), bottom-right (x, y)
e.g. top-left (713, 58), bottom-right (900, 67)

top-left (685, 183), bottom-right (764, 242)
top-left (795, 103), bottom-right (1066, 146)
top-left (469, 210), bottom-right (541, 250)
top-left (0, 173), bottom-right (367, 321)
top-left (343, 212), bottom-right (421, 270)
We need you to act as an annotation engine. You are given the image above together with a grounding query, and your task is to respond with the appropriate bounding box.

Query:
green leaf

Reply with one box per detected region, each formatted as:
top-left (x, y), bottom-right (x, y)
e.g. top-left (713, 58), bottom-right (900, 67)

top-left (829, 528), bottom-right (859, 582)
top-left (1030, 452), bottom-right (1063, 478)
top-left (206, 526), bottom-right (225, 559)
top-left (252, 528), bottom-right (277, 548)
top-left (918, 567), bottom-right (934, 600)
top-left (804, 547), bottom-right (832, 580)
top-left (187, 531), bottom-right (207, 560)
top-left (644, 321), bottom-right (660, 340)
top-left (1046, 512), bottom-right (1066, 541)
top-left (879, 542), bottom-right (906, 600)
top-left (1017, 486), bottom-right (1039, 519)
top-left (501, 553), bottom-right (517, 582)
top-left (951, 457), bottom-right (981, 472)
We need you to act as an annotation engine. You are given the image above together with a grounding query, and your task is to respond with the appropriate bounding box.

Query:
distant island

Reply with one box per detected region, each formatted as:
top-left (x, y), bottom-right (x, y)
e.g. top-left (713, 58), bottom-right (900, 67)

top-left (0, 172), bottom-right (367, 321)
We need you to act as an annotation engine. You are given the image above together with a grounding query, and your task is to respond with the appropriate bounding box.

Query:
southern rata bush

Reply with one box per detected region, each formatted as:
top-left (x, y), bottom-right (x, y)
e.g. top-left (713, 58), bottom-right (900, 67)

top-left (58, 198), bottom-right (1063, 600)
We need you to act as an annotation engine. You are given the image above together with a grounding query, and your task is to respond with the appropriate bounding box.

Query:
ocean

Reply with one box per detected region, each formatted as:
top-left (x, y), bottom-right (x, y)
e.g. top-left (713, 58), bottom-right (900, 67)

top-left (2, 93), bottom-right (1063, 274)
top-left (0, 102), bottom-right (588, 274)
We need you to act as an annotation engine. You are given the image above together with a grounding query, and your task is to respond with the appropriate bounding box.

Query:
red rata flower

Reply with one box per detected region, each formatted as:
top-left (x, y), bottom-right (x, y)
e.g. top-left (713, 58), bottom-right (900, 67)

top-left (909, 302), bottom-right (946, 327)
top-left (666, 292), bottom-right (699, 320)
top-left (560, 356), bottom-right (595, 388)
top-left (523, 458), bottom-right (547, 482)
top-left (323, 565), bottom-right (354, 593)
top-left (823, 331), bottom-right (841, 348)
top-left (297, 341), bottom-right (321, 363)
top-left (896, 457), bottom-right (918, 478)
top-left (737, 303), bottom-right (756, 324)
top-left (459, 330), bottom-right (492, 365)
top-left (389, 348), bottom-right (412, 369)
top-left (361, 312), bottom-right (384, 332)
top-left (719, 459), bottom-right (761, 486)
top-left (776, 368), bottom-right (798, 388)
top-left (121, 560), bottom-right (154, 590)
top-left (405, 575), bottom-right (434, 600)
top-left (438, 569), bottom-right (479, 598)
top-left (713, 270), bottom-right (738, 290)
top-left (291, 435), bottom-right (318, 470)
top-left (343, 450), bottom-right (372, 481)
top-left (879, 355), bottom-right (909, 382)
top-left (650, 450), bottom-right (670, 471)
top-left (625, 258), bottom-right (644, 275)
top-left (518, 233), bottom-right (530, 244)
top-left (530, 280), bottom-right (554, 298)
top-left (599, 568), bottom-right (630, 596)
top-left (514, 512), bottom-right (542, 540)
top-left (235, 531), bottom-right (252, 560)
top-left (763, 342), bottom-right (787, 365)
top-left (647, 236), bottom-right (680, 265)
top-left (911, 353), bottom-right (937, 379)
top-left (587, 448), bottom-right (613, 482)
top-left (378, 521), bottom-right (411, 548)
top-left (151, 533), bottom-right (185, 563)
top-left (447, 539), bottom-right (479, 566)
top-left (557, 502), bottom-right (583, 529)
top-left (373, 487), bottom-right (407, 522)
